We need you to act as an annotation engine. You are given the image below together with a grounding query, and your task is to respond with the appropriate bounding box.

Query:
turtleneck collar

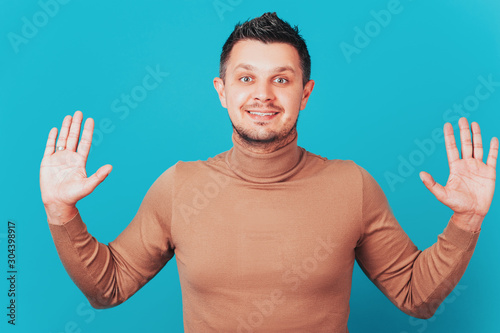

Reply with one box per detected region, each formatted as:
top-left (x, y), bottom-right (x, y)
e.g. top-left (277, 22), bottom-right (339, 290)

top-left (225, 133), bottom-right (307, 183)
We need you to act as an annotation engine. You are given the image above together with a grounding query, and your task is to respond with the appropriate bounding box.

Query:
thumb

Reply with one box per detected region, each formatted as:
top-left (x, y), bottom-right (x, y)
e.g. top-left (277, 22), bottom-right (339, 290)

top-left (419, 171), bottom-right (446, 202)
top-left (83, 164), bottom-right (113, 196)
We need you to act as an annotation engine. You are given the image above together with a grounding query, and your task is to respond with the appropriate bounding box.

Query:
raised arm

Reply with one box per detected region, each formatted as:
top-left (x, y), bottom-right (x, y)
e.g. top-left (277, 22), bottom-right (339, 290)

top-left (355, 118), bottom-right (497, 319)
top-left (41, 111), bottom-right (175, 308)
top-left (355, 166), bottom-right (479, 319)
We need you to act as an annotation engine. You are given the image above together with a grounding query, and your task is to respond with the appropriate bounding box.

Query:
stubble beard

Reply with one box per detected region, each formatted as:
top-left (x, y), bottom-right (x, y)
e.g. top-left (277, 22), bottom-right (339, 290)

top-left (231, 114), bottom-right (299, 152)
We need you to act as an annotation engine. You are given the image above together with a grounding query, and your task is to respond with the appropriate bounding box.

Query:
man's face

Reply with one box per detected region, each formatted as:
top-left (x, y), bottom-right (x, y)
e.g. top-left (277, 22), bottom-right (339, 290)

top-left (214, 40), bottom-right (314, 149)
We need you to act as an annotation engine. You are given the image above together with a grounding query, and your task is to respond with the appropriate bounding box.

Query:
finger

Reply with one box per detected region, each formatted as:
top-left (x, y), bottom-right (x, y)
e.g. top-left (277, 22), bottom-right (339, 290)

top-left (77, 118), bottom-right (94, 159)
top-left (444, 122), bottom-right (460, 166)
top-left (83, 164), bottom-right (113, 197)
top-left (420, 171), bottom-right (446, 203)
top-left (66, 111), bottom-right (83, 152)
top-left (471, 122), bottom-right (483, 161)
top-left (43, 127), bottom-right (58, 157)
top-left (486, 137), bottom-right (499, 169)
top-left (459, 117), bottom-right (473, 159)
top-left (55, 115), bottom-right (72, 149)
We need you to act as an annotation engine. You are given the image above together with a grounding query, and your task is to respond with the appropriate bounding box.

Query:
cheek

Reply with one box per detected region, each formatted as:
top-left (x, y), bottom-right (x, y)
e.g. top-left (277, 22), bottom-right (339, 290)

top-left (278, 90), bottom-right (303, 111)
top-left (226, 88), bottom-right (250, 110)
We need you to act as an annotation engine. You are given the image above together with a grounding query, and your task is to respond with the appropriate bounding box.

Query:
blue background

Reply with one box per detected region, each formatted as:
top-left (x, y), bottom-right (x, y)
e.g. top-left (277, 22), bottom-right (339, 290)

top-left (1, 0), bottom-right (499, 332)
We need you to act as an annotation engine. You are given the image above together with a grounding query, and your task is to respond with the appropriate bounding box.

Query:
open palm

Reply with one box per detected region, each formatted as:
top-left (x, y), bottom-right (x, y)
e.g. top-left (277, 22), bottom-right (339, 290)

top-left (40, 111), bottom-right (112, 220)
top-left (420, 118), bottom-right (498, 231)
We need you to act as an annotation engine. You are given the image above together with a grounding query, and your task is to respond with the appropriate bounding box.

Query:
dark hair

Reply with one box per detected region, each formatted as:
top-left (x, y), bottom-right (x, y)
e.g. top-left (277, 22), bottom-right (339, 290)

top-left (219, 12), bottom-right (311, 86)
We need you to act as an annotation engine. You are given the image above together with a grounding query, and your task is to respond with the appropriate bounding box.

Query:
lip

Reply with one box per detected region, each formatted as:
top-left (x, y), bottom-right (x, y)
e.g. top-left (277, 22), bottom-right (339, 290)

top-left (246, 109), bottom-right (280, 113)
top-left (245, 110), bottom-right (280, 121)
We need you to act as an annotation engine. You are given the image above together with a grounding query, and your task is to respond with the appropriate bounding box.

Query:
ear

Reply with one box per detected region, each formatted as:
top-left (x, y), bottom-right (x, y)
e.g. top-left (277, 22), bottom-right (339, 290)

top-left (213, 77), bottom-right (227, 109)
top-left (300, 80), bottom-right (315, 110)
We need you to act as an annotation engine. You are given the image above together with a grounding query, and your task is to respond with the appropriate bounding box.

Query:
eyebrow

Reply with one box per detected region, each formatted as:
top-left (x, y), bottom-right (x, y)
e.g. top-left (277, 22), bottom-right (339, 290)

top-left (234, 63), bottom-right (296, 74)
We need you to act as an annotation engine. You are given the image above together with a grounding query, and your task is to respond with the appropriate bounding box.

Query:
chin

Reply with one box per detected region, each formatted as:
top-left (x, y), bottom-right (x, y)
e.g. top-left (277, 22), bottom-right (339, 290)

top-left (232, 119), bottom-right (297, 146)
top-left (243, 131), bottom-right (278, 143)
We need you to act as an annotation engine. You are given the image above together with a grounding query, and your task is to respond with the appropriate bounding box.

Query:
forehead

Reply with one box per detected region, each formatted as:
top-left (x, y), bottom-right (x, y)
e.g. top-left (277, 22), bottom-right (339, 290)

top-left (226, 40), bottom-right (301, 73)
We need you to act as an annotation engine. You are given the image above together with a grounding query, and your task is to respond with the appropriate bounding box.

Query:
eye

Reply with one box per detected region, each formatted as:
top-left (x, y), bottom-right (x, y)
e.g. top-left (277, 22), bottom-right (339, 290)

top-left (239, 76), bottom-right (253, 83)
top-left (274, 77), bottom-right (288, 84)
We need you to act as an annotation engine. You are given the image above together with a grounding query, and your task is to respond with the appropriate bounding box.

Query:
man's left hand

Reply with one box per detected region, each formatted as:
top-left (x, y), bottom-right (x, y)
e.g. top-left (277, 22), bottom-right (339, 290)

top-left (420, 117), bottom-right (498, 232)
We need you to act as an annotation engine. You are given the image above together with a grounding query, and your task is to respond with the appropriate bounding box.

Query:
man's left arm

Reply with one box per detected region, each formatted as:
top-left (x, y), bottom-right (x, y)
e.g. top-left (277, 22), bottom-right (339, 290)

top-left (355, 117), bottom-right (497, 319)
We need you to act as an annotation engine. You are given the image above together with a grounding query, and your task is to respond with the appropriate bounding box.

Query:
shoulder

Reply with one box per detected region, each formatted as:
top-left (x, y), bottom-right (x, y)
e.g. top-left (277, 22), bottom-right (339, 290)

top-left (302, 149), bottom-right (365, 180)
top-left (300, 149), bottom-right (385, 195)
top-left (154, 150), bottom-right (231, 188)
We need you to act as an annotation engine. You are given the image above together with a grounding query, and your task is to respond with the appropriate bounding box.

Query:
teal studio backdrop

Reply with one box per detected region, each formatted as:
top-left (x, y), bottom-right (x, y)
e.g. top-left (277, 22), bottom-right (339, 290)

top-left (1, 0), bottom-right (499, 332)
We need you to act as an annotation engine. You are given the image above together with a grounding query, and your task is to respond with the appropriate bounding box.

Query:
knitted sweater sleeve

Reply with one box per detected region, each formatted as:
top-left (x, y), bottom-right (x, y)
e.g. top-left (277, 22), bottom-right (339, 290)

top-left (354, 165), bottom-right (479, 319)
top-left (47, 166), bottom-right (176, 309)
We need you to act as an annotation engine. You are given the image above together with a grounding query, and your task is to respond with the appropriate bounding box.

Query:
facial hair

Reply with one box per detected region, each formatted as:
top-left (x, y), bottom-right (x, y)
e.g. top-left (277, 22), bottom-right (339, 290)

top-left (230, 112), bottom-right (299, 152)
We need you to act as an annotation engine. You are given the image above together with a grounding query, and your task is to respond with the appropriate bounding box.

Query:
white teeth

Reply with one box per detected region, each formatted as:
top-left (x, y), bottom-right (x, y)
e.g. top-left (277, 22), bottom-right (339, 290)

top-left (249, 112), bottom-right (276, 116)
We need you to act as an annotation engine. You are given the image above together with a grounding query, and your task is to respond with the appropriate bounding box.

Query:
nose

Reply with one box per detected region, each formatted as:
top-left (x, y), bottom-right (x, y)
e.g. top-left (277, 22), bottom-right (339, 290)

top-left (252, 80), bottom-right (275, 102)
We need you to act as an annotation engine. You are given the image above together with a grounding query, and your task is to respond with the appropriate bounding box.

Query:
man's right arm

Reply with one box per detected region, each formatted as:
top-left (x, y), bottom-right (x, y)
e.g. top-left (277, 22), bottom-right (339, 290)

top-left (40, 111), bottom-right (175, 308)
top-left (47, 167), bottom-right (176, 309)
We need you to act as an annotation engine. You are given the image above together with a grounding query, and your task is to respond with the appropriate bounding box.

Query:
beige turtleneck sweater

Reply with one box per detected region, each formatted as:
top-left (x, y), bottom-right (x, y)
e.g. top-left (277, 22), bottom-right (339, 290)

top-left (48, 134), bottom-right (479, 332)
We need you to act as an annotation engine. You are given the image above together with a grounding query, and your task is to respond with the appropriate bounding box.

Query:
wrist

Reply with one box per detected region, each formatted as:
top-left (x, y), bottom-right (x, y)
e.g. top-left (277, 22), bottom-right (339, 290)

top-left (451, 212), bottom-right (484, 233)
top-left (44, 203), bottom-right (79, 226)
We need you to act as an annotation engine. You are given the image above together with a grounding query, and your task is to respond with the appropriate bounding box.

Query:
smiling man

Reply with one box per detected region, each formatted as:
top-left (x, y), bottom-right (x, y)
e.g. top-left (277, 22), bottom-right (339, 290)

top-left (41, 12), bottom-right (498, 332)
top-left (214, 39), bottom-right (314, 152)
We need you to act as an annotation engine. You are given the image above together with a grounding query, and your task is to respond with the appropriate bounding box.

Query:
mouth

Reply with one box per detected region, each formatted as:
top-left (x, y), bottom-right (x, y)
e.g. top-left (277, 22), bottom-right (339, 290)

top-left (245, 110), bottom-right (280, 121)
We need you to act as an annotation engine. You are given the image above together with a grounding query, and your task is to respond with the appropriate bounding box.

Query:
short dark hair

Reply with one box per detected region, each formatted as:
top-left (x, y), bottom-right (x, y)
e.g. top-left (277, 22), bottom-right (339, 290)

top-left (219, 12), bottom-right (311, 86)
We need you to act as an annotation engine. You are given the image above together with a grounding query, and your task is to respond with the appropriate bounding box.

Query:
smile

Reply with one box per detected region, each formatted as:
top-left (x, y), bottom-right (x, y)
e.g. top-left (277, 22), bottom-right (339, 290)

top-left (245, 110), bottom-right (280, 121)
top-left (248, 111), bottom-right (278, 116)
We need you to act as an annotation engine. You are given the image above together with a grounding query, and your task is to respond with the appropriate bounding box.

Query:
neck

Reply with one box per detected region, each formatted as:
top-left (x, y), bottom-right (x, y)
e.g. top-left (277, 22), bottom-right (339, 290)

top-left (226, 130), bottom-right (306, 183)
top-left (232, 128), bottom-right (298, 154)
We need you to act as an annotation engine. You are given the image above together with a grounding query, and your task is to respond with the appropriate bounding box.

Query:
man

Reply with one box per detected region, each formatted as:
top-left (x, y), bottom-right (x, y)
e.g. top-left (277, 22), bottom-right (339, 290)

top-left (41, 12), bottom-right (498, 332)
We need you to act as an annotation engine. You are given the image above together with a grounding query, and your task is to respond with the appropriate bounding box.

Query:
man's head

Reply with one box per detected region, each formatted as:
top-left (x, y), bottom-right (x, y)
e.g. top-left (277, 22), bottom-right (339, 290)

top-left (214, 12), bottom-right (315, 152)
top-left (219, 12), bottom-right (311, 87)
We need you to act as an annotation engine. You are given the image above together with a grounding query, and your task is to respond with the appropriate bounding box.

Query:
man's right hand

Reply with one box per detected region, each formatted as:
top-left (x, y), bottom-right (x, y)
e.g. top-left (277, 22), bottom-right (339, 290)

top-left (40, 111), bottom-right (112, 225)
